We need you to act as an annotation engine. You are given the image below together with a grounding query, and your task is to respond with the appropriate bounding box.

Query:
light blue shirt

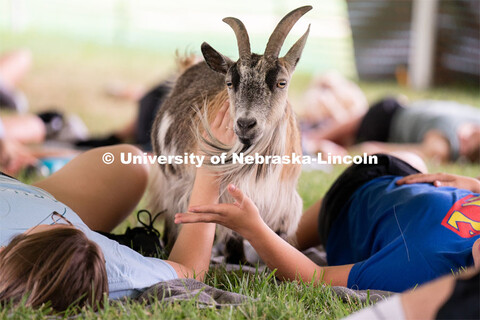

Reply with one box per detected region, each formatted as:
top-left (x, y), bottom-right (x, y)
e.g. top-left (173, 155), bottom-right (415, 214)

top-left (0, 175), bottom-right (178, 299)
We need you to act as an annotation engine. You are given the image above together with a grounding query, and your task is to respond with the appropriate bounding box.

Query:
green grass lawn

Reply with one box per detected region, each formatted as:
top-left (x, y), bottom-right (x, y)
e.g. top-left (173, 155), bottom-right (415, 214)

top-left (1, 268), bottom-right (367, 319)
top-left (1, 30), bottom-right (479, 318)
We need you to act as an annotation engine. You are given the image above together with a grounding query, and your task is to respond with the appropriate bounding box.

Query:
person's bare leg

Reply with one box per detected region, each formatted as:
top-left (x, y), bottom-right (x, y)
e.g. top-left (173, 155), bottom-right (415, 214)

top-left (34, 144), bottom-right (149, 232)
top-left (113, 119), bottom-right (137, 142)
top-left (0, 50), bottom-right (32, 88)
top-left (2, 114), bottom-right (46, 144)
top-left (308, 113), bottom-right (364, 146)
top-left (355, 131), bottom-right (451, 165)
top-left (105, 83), bottom-right (145, 101)
top-left (295, 199), bottom-right (323, 250)
top-left (355, 141), bottom-right (426, 158)
top-left (354, 142), bottom-right (431, 171)
top-left (388, 151), bottom-right (429, 173)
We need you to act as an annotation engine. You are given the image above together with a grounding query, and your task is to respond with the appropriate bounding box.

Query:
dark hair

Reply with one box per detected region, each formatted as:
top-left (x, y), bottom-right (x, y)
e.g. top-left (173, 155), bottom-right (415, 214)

top-left (466, 143), bottom-right (480, 163)
top-left (0, 227), bottom-right (108, 311)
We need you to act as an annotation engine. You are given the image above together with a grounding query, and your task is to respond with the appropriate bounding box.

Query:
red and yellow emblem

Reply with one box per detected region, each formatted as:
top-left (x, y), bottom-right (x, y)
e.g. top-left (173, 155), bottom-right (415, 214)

top-left (441, 195), bottom-right (480, 238)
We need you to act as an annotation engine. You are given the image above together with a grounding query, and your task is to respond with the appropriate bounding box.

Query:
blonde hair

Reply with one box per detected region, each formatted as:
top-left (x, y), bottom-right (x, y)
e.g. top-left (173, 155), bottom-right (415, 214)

top-left (0, 228), bottom-right (108, 311)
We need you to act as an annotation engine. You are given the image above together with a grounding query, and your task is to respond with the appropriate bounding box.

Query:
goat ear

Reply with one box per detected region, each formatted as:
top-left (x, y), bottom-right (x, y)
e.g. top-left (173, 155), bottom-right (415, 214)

top-left (283, 25), bottom-right (310, 72)
top-left (201, 42), bottom-right (233, 74)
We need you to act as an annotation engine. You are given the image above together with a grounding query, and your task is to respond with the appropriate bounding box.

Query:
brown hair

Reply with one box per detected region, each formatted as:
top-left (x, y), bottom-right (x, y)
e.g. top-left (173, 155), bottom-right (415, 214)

top-left (0, 227), bottom-right (108, 311)
top-left (466, 129), bottom-right (480, 163)
top-left (467, 144), bottom-right (480, 163)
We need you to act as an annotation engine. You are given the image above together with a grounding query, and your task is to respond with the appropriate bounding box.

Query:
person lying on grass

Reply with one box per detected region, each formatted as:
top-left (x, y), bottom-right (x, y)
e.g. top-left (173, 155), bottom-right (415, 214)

top-left (0, 104), bottom-right (236, 311)
top-left (175, 152), bottom-right (480, 293)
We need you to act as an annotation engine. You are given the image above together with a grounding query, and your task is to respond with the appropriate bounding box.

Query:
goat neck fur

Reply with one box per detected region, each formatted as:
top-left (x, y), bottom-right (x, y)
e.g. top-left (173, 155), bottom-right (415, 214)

top-left (150, 6), bottom-right (312, 255)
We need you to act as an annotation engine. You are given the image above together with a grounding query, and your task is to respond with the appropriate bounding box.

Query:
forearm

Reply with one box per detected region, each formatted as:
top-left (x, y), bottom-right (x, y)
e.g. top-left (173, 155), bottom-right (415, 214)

top-left (245, 222), bottom-right (350, 286)
top-left (168, 168), bottom-right (218, 279)
top-left (470, 177), bottom-right (480, 193)
top-left (315, 114), bottom-right (363, 146)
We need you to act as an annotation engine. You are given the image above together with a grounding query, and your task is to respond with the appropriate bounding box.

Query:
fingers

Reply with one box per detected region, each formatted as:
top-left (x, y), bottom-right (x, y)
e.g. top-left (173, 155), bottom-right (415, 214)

top-left (227, 184), bottom-right (242, 202)
top-left (220, 101), bottom-right (231, 129)
top-left (212, 101), bottom-right (229, 129)
top-left (188, 184), bottom-right (254, 212)
top-left (219, 102), bottom-right (234, 143)
top-left (188, 202), bottom-right (236, 215)
top-left (397, 173), bottom-right (479, 192)
top-left (396, 173), bottom-right (448, 185)
top-left (433, 180), bottom-right (455, 188)
top-left (227, 184), bottom-right (255, 209)
top-left (226, 117), bottom-right (235, 139)
top-left (209, 101), bottom-right (236, 145)
top-left (174, 212), bottom-right (220, 225)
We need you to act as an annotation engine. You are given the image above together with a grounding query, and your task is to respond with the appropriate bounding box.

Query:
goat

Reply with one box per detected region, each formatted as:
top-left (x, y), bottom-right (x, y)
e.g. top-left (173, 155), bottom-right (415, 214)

top-left (150, 6), bottom-right (311, 263)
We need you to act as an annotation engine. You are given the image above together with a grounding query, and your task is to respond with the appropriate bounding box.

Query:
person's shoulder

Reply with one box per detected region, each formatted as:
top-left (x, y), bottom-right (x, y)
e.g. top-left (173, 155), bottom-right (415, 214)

top-left (0, 174), bottom-right (57, 199)
top-left (85, 230), bottom-right (178, 296)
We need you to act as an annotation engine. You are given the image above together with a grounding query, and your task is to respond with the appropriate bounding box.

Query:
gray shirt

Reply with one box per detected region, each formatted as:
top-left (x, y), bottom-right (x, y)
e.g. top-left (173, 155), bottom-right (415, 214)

top-left (389, 100), bottom-right (480, 160)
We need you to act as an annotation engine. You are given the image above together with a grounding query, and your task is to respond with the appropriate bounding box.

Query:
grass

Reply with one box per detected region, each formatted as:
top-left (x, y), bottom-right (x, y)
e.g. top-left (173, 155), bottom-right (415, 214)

top-left (2, 268), bottom-right (366, 319)
top-left (1, 30), bottom-right (479, 318)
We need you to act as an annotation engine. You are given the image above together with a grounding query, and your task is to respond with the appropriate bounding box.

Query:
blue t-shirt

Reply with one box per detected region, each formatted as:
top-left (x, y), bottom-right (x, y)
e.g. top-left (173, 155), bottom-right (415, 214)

top-left (326, 176), bottom-right (480, 292)
top-left (0, 175), bottom-right (178, 299)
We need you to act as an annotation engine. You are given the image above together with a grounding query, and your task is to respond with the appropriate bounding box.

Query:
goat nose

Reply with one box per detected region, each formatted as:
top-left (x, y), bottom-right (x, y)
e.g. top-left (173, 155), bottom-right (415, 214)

top-left (237, 118), bottom-right (257, 130)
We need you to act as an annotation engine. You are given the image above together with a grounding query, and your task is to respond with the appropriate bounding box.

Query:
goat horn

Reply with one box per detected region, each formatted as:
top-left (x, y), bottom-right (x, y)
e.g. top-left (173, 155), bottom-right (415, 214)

top-left (223, 17), bottom-right (251, 61)
top-left (263, 6), bottom-right (312, 60)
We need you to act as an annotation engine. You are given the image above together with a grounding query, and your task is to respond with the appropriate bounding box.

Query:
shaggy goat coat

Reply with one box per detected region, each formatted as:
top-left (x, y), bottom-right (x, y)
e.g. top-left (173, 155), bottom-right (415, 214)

top-left (150, 6), bottom-right (311, 259)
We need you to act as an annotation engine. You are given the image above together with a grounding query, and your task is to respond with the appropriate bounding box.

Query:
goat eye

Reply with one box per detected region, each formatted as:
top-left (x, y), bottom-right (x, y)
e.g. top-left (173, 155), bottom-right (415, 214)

top-left (276, 80), bottom-right (287, 88)
top-left (226, 81), bottom-right (233, 89)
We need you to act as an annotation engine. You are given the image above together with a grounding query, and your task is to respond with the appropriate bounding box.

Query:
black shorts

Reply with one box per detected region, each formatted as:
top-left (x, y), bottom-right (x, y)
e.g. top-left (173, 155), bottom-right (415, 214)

top-left (355, 98), bottom-right (405, 143)
top-left (317, 154), bottom-right (421, 245)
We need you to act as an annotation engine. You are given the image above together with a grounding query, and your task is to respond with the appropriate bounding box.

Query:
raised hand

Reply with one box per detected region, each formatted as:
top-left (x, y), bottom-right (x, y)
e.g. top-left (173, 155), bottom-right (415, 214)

top-left (174, 184), bottom-right (265, 241)
top-left (209, 101), bottom-right (235, 146)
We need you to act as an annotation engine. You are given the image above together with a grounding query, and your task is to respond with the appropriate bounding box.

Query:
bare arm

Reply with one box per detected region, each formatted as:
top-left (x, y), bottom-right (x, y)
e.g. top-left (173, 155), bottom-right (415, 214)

top-left (175, 185), bottom-right (352, 285)
top-left (397, 172), bottom-right (480, 193)
top-left (166, 167), bottom-right (218, 280)
top-left (307, 113), bottom-right (364, 147)
top-left (352, 130), bottom-right (451, 165)
top-left (166, 101), bottom-right (235, 280)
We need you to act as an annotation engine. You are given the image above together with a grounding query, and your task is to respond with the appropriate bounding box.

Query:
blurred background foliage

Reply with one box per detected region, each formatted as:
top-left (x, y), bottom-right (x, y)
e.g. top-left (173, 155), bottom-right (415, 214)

top-left (0, 0), bottom-right (478, 136)
top-left (0, 0), bottom-right (355, 76)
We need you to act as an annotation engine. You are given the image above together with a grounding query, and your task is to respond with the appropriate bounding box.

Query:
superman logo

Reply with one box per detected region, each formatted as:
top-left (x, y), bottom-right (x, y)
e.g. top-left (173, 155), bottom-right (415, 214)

top-left (441, 195), bottom-right (480, 238)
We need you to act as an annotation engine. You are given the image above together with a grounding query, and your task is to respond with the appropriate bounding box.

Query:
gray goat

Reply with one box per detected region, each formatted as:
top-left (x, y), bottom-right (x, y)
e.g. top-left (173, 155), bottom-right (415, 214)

top-left (150, 6), bottom-right (311, 262)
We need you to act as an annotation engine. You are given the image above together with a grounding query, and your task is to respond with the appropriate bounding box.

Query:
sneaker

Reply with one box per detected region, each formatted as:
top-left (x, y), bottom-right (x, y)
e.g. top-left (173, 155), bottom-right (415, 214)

top-left (54, 114), bottom-right (89, 143)
top-left (37, 111), bottom-right (65, 139)
top-left (0, 82), bottom-right (28, 113)
top-left (38, 110), bottom-right (89, 142)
